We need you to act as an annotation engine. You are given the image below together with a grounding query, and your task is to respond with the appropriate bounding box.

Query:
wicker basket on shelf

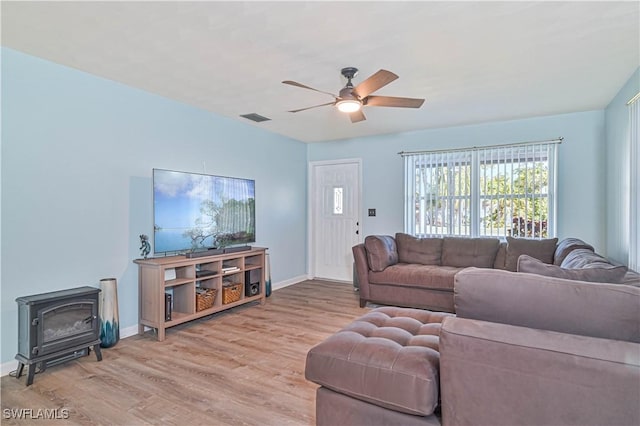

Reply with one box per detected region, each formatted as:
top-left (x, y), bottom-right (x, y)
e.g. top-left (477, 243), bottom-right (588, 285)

top-left (222, 283), bottom-right (242, 304)
top-left (196, 288), bottom-right (217, 311)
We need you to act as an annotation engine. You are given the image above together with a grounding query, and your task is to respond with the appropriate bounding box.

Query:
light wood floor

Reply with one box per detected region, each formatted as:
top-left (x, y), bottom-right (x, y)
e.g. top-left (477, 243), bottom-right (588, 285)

top-left (1, 280), bottom-right (368, 425)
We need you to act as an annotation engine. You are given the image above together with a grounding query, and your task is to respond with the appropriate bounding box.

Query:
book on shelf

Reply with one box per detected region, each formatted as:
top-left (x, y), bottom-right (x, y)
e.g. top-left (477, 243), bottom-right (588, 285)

top-left (221, 266), bottom-right (240, 273)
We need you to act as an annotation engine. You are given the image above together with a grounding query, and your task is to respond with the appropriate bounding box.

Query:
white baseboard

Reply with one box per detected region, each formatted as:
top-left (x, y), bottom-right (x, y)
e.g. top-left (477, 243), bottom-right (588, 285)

top-left (2, 277), bottom-right (311, 377)
top-left (272, 275), bottom-right (308, 291)
top-left (1, 360), bottom-right (18, 377)
top-left (119, 324), bottom-right (139, 339)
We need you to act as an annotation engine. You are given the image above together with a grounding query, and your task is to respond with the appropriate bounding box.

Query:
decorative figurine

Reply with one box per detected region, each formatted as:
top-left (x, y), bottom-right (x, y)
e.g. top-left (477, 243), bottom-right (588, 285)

top-left (139, 234), bottom-right (151, 259)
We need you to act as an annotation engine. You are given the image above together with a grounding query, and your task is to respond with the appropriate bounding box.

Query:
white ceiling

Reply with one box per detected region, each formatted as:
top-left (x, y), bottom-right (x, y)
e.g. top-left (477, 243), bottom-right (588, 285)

top-left (2, 1), bottom-right (639, 143)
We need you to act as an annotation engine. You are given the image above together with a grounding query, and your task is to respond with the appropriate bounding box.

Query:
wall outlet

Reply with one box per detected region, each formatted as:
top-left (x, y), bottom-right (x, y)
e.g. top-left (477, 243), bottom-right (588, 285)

top-left (368, 209), bottom-right (376, 217)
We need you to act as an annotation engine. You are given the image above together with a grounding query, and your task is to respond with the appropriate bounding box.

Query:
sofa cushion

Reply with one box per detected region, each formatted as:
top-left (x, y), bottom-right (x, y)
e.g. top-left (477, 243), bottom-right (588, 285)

top-left (622, 270), bottom-right (640, 287)
top-left (518, 254), bottom-right (628, 284)
top-left (493, 242), bottom-right (507, 270)
top-left (553, 238), bottom-right (595, 265)
top-left (395, 233), bottom-right (442, 265)
top-left (505, 236), bottom-right (558, 272)
top-left (364, 235), bottom-right (398, 272)
top-left (441, 237), bottom-right (500, 268)
top-left (369, 264), bottom-right (464, 291)
top-left (305, 307), bottom-right (453, 416)
top-left (439, 316), bottom-right (640, 426)
top-left (454, 268), bottom-right (640, 343)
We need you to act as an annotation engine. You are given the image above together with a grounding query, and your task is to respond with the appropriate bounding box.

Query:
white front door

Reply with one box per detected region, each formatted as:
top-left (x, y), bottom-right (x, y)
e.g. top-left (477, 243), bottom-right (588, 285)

top-left (310, 160), bottom-right (362, 281)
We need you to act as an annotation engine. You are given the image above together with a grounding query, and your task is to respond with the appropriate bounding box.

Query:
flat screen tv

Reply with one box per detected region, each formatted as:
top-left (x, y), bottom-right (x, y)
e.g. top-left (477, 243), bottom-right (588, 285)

top-left (153, 168), bottom-right (255, 254)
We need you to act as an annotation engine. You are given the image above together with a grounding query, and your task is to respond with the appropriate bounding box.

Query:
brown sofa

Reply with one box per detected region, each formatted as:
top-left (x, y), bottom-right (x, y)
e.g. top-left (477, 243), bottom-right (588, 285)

top-left (353, 233), bottom-right (638, 312)
top-left (306, 268), bottom-right (640, 425)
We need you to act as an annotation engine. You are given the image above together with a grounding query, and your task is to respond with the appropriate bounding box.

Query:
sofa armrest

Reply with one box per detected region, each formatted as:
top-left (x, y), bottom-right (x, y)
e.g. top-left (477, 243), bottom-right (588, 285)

top-left (440, 316), bottom-right (640, 426)
top-left (454, 268), bottom-right (640, 343)
top-left (352, 244), bottom-right (371, 301)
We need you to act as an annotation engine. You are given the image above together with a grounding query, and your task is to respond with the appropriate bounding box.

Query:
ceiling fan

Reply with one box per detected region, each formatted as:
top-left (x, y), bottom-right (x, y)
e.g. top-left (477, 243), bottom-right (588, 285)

top-left (282, 67), bottom-right (425, 123)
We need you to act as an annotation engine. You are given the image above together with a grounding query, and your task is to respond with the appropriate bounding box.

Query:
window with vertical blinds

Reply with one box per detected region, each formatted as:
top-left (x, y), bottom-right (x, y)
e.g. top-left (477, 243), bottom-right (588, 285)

top-left (403, 140), bottom-right (559, 239)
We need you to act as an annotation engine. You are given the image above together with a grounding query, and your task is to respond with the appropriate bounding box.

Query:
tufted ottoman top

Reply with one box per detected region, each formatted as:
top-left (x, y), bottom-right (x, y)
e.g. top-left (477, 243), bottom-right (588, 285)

top-left (305, 306), bottom-right (454, 417)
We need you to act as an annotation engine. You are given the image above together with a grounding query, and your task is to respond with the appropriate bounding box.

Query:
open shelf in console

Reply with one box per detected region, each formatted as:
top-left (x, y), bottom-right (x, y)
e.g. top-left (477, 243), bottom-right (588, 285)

top-left (244, 254), bottom-right (264, 269)
top-left (164, 264), bottom-right (195, 287)
top-left (196, 260), bottom-right (220, 278)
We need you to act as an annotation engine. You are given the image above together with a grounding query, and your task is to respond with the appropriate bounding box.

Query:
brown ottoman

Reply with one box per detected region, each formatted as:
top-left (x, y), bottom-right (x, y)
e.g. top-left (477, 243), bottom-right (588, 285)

top-left (305, 306), bottom-right (453, 425)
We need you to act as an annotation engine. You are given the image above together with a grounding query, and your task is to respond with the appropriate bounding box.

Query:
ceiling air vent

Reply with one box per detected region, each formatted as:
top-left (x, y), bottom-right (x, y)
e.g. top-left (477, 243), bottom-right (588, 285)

top-left (240, 113), bottom-right (271, 123)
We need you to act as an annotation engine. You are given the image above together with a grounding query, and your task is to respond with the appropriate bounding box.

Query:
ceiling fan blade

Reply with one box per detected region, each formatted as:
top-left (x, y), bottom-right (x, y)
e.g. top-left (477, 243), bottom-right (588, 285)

top-left (282, 80), bottom-right (337, 98)
top-left (352, 69), bottom-right (399, 98)
top-left (288, 102), bottom-right (335, 113)
top-left (365, 95), bottom-right (425, 108)
top-left (349, 109), bottom-right (366, 123)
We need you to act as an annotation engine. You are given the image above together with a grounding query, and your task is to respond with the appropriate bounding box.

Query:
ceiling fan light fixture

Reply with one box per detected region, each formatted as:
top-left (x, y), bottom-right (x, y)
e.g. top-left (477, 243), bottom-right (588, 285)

top-left (336, 99), bottom-right (362, 113)
top-left (283, 67), bottom-right (423, 123)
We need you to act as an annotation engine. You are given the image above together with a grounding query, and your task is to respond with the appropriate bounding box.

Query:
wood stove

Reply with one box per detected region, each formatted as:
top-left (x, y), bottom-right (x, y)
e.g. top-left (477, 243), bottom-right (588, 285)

top-left (15, 286), bottom-right (102, 386)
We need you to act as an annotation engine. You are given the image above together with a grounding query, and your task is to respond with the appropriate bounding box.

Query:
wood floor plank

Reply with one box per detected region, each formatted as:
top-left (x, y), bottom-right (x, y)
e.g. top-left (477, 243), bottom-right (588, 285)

top-left (1, 280), bottom-right (367, 425)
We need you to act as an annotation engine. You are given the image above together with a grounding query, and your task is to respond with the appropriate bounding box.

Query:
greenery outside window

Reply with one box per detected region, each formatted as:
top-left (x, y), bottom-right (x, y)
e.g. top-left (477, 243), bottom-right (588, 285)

top-left (403, 140), bottom-right (560, 239)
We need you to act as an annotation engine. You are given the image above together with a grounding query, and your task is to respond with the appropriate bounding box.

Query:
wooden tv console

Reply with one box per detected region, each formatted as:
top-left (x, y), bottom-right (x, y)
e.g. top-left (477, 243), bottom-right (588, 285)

top-left (134, 247), bottom-right (266, 341)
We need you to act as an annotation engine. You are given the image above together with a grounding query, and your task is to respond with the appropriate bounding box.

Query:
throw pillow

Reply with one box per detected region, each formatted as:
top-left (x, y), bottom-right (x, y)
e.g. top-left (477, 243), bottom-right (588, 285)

top-left (518, 254), bottom-right (628, 284)
top-left (395, 233), bottom-right (442, 265)
top-left (505, 236), bottom-right (558, 272)
top-left (553, 238), bottom-right (595, 265)
top-left (441, 237), bottom-right (500, 268)
top-left (561, 248), bottom-right (613, 269)
top-left (364, 235), bottom-right (398, 272)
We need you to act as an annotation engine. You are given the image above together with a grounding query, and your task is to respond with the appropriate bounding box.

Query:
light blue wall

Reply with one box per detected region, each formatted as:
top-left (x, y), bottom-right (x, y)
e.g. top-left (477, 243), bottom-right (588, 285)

top-left (308, 110), bottom-right (606, 251)
top-left (604, 67), bottom-right (640, 265)
top-left (1, 48), bottom-right (308, 365)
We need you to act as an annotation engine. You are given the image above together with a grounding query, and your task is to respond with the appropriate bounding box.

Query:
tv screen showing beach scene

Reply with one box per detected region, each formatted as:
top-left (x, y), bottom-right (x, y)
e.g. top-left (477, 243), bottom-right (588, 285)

top-left (153, 169), bottom-right (255, 253)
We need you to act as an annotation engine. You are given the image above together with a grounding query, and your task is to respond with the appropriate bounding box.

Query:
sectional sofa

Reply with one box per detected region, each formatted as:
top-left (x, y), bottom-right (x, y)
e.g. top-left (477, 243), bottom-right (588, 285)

top-left (306, 267), bottom-right (640, 425)
top-left (306, 234), bottom-right (639, 425)
top-left (352, 233), bottom-right (639, 312)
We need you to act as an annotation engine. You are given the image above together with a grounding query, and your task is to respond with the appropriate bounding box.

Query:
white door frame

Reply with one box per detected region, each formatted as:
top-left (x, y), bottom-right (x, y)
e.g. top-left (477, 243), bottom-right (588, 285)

top-left (307, 158), bottom-right (363, 280)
